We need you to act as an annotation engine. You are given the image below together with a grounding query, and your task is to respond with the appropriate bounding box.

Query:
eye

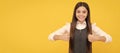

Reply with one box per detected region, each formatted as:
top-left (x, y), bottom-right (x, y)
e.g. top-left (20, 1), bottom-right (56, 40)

top-left (82, 11), bottom-right (86, 14)
top-left (77, 10), bottom-right (80, 13)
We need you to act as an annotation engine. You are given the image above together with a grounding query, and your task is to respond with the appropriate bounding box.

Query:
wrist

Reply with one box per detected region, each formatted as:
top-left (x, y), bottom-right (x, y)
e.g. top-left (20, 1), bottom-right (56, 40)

top-left (96, 36), bottom-right (106, 42)
top-left (53, 35), bottom-right (61, 40)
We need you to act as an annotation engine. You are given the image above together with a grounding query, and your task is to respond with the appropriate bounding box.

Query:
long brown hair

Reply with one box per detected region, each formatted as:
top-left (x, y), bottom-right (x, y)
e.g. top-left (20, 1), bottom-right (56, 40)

top-left (69, 2), bottom-right (92, 53)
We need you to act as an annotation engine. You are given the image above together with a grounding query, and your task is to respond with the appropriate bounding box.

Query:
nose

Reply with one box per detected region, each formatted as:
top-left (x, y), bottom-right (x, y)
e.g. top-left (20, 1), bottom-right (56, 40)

top-left (79, 12), bottom-right (83, 15)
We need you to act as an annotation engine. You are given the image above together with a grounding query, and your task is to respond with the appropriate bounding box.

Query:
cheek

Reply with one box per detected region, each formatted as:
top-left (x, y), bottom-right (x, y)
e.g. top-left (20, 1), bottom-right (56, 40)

top-left (84, 13), bottom-right (88, 17)
top-left (76, 13), bottom-right (79, 17)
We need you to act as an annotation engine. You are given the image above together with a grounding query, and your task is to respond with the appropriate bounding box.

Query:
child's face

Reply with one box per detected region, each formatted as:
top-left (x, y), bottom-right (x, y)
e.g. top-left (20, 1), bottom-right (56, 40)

top-left (76, 6), bottom-right (88, 23)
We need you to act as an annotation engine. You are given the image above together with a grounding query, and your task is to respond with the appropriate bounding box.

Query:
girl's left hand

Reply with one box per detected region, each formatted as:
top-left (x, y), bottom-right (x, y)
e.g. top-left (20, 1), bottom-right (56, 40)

top-left (88, 34), bottom-right (98, 42)
top-left (88, 34), bottom-right (106, 42)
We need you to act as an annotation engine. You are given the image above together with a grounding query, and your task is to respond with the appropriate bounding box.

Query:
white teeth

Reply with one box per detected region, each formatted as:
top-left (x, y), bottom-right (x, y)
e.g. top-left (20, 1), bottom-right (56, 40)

top-left (79, 16), bottom-right (84, 18)
top-left (79, 17), bottom-right (83, 18)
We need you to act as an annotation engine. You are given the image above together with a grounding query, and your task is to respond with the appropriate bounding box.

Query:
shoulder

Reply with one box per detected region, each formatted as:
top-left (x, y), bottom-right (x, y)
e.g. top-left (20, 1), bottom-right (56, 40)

top-left (91, 23), bottom-right (97, 28)
top-left (63, 22), bottom-right (71, 32)
top-left (91, 23), bottom-right (100, 31)
top-left (64, 22), bottom-right (71, 27)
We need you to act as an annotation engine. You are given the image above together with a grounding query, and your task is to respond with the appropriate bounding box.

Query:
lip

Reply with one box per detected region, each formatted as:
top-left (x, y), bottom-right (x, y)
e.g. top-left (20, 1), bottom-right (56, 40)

top-left (78, 16), bottom-right (84, 19)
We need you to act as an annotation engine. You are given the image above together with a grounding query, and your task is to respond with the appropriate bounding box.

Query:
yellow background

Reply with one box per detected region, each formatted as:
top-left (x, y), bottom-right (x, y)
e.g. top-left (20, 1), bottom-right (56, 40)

top-left (0, 0), bottom-right (120, 53)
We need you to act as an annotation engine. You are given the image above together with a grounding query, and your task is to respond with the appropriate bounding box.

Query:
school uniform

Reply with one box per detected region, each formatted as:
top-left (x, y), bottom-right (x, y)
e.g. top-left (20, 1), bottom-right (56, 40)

top-left (48, 21), bottom-right (112, 53)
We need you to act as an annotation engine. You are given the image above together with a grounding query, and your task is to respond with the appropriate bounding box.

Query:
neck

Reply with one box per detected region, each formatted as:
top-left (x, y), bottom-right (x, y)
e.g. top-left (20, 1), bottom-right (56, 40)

top-left (78, 21), bottom-right (85, 24)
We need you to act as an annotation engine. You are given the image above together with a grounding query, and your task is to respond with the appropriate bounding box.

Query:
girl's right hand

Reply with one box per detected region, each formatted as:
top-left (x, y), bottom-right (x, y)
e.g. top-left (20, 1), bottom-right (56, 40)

top-left (53, 31), bottom-right (70, 41)
top-left (59, 34), bottom-right (70, 41)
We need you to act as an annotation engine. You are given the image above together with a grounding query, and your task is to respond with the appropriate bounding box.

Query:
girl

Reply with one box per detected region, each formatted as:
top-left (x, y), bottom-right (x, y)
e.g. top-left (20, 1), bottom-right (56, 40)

top-left (48, 2), bottom-right (112, 53)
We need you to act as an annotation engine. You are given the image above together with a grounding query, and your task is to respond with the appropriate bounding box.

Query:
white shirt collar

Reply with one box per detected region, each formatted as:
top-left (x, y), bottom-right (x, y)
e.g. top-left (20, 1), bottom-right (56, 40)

top-left (76, 21), bottom-right (86, 30)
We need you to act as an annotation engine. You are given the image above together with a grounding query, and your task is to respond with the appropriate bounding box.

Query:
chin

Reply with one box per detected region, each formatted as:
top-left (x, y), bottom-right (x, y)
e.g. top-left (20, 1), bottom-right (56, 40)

top-left (78, 19), bottom-right (85, 22)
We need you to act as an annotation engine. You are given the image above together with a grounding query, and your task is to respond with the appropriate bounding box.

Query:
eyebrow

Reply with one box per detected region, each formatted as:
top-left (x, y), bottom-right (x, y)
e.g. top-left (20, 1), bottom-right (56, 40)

top-left (76, 10), bottom-right (87, 12)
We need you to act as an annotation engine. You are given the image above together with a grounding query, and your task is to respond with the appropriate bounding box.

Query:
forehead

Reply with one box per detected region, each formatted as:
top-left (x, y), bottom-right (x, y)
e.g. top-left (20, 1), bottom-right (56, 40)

top-left (76, 6), bottom-right (87, 11)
